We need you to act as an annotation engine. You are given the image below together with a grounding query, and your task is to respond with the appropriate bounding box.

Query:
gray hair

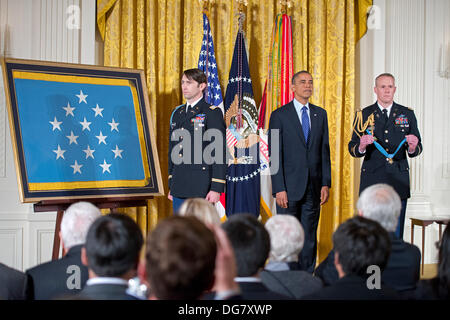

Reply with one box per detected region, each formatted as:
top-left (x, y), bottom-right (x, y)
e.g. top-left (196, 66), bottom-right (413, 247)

top-left (375, 73), bottom-right (395, 86)
top-left (178, 198), bottom-right (221, 225)
top-left (357, 184), bottom-right (401, 232)
top-left (61, 202), bottom-right (101, 249)
top-left (265, 215), bottom-right (304, 262)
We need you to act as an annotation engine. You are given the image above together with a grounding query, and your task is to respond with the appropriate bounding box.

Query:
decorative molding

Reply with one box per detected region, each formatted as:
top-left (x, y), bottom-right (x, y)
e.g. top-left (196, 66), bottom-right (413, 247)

top-left (386, 0), bottom-right (426, 196)
top-left (0, 227), bottom-right (23, 270)
top-left (36, 229), bottom-right (54, 265)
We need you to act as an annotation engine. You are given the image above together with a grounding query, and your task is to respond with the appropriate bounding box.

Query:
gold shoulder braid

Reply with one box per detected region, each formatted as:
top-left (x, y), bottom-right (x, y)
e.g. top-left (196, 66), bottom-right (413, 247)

top-left (352, 109), bottom-right (375, 138)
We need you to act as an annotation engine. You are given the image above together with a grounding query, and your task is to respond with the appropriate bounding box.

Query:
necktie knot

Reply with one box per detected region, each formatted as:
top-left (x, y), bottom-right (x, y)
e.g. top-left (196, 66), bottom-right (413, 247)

top-left (382, 109), bottom-right (388, 122)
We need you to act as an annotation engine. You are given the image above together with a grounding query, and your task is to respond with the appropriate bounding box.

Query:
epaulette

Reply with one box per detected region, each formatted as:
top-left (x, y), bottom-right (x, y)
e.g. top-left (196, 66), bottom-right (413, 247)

top-left (209, 105), bottom-right (218, 110)
top-left (408, 107), bottom-right (414, 111)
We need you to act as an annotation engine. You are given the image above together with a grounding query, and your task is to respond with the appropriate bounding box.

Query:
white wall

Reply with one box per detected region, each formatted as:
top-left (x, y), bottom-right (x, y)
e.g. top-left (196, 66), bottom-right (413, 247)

top-left (0, 0), bottom-right (97, 271)
top-left (358, 0), bottom-right (450, 263)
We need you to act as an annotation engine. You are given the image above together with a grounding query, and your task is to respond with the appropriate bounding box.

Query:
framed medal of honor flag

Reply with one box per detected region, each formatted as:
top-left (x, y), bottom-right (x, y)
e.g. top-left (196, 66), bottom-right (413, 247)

top-left (1, 58), bottom-right (164, 203)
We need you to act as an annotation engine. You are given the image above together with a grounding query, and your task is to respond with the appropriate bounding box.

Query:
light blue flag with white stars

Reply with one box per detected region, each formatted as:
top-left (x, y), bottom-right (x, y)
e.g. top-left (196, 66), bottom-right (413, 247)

top-left (13, 75), bottom-right (149, 190)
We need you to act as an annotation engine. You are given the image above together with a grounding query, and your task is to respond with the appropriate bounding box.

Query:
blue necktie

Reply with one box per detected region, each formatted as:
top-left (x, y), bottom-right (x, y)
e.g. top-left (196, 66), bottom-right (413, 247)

top-left (301, 106), bottom-right (310, 144)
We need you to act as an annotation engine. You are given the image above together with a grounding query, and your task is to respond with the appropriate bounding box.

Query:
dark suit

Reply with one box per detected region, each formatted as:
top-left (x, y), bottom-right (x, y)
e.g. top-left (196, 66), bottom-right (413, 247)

top-left (260, 265), bottom-right (323, 299)
top-left (0, 263), bottom-right (30, 300)
top-left (315, 233), bottom-right (421, 293)
top-left (348, 102), bottom-right (422, 238)
top-left (269, 100), bottom-right (331, 272)
top-left (77, 282), bottom-right (139, 300)
top-left (303, 274), bottom-right (400, 300)
top-left (26, 245), bottom-right (89, 300)
top-left (168, 98), bottom-right (226, 199)
top-left (236, 281), bottom-right (291, 300)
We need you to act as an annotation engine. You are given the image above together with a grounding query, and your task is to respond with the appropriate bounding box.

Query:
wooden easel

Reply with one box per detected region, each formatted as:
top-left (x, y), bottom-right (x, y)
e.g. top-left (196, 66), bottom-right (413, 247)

top-left (34, 196), bottom-right (152, 260)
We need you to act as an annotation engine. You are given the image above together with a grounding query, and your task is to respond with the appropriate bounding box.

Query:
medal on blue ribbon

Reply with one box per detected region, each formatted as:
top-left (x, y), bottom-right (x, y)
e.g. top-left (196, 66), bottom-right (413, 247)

top-left (365, 129), bottom-right (406, 164)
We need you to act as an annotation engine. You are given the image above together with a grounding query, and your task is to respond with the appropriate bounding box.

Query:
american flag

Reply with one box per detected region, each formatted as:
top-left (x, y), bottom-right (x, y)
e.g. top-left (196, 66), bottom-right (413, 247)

top-left (198, 13), bottom-right (224, 115)
top-left (197, 12), bottom-right (226, 221)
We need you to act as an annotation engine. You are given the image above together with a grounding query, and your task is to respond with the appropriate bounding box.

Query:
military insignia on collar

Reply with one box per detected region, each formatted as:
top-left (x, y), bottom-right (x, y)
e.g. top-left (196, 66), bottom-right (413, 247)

top-left (395, 114), bottom-right (409, 127)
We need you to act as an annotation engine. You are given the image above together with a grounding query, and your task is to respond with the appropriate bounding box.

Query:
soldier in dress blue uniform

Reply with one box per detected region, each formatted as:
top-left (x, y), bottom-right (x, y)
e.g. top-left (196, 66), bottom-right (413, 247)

top-left (348, 73), bottom-right (422, 239)
top-left (168, 69), bottom-right (226, 213)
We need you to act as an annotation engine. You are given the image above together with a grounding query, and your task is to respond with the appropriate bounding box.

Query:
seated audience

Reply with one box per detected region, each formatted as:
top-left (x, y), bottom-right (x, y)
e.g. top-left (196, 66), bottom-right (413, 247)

top-left (414, 225), bottom-right (450, 300)
top-left (141, 216), bottom-right (240, 300)
top-left (178, 198), bottom-right (221, 225)
top-left (26, 201), bottom-right (101, 299)
top-left (78, 213), bottom-right (143, 300)
top-left (261, 215), bottom-right (322, 298)
top-left (0, 263), bottom-right (30, 300)
top-left (315, 184), bottom-right (420, 294)
top-left (222, 214), bottom-right (290, 299)
top-left (304, 216), bottom-right (399, 300)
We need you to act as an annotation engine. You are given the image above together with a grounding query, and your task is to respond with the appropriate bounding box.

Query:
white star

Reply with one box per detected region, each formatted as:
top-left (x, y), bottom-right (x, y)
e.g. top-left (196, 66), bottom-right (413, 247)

top-left (95, 131), bottom-right (107, 145)
top-left (211, 63), bottom-right (217, 69)
top-left (111, 145), bottom-right (123, 159)
top-left (76, 90), bottom-right (88, 104)
top-left (216, 84), bottom-right (221, 90)
top-left (230, 78), bottom-right (235, 83)
top-left (49, 117), bottom-right (62, 131)
top-left (92, 104), bottom-right (104, 117)
top-left (99, 159), bottom-right (111, 173)
top-left (52, 145), bottom-right (66, 160)
top-left (214, 94), bottom-right (220, 100)
top-left (80, 117), bottom-right (92, 131)
top-left (70, 160), bottom-right (83, 174)
top-left (62, 102), bottom-right (75, 117)
top-left (82, 145), bottom-right (95, 159)
top-left (108, 118), bottom-right (119, 132)
top-left (66, 131), bottom-right (79, 145)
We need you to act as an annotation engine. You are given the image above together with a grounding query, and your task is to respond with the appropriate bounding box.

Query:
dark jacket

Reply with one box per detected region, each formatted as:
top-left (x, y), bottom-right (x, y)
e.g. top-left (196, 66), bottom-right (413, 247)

top-left (26, 244), bottom-right (89, 300)
top-left (0, 263), bottom-right (30, 300)
top-left (315, 233), bottom-right (421, 292)
top-left (168, 98), bottom-right (226, 198)
top-left (269, 101), bottom-right (331, 202)
top-left (348, 102), bottom-right (422, 199)
top-left (303, 274), bottom-right (400, 300)
top-left (260, 267), bottom-right (323, 299)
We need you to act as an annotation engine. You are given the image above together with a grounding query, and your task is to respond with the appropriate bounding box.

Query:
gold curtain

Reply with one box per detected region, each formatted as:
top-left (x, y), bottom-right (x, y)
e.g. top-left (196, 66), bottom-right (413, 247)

top-left (97, 0), bottom-right (371, 260)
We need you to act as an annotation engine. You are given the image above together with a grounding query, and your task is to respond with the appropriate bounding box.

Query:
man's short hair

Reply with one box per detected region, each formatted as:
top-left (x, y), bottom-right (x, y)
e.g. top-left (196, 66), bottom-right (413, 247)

top-left (333, 216), bottom-right (391, 277)
top-left (61, 202), bottom-right (101, 249)
top-left (183, 68), bottom-right (207, 85)
top-left (292, 70), bottom-right (312, 84)
top-left (222, 214), bottom-right (270, 277)
top-left (146, 216), bottom-right (217, 300)
top-left (357, 184), bottom-right (401, 232)
top-left (375, 73), bottom-right (395, 86)
top-left (85, 213), bottom-right (143, 277)
top-left (265, 215), bottom-right (304, 262)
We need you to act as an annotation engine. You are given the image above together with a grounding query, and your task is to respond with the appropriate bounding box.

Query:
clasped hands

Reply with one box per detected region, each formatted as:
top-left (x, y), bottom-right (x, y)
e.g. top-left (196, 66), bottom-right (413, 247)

top-left (359, 134), bottom-right (418, 153)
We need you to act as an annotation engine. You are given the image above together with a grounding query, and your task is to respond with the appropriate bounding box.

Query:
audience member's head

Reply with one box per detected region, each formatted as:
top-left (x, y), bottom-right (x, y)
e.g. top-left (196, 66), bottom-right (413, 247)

top-left (265, 215), bottom-right (304, 263)
top-left (178, 198), bottom-right (221, 225)
top-left (145, 216), bottom-right (217, 299)
top-left (82, 213), bottom-right (143, 279)
top-left (357, 183), bottom-right (401, 232)
top-left (60, 202), bottom-right (101, 253)
top-left (222, 214), bottom-right (270, 277)
top-left (437, 225), bottom-right (450, 298)
top-left (333, 216), bottom-right (391, 278)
